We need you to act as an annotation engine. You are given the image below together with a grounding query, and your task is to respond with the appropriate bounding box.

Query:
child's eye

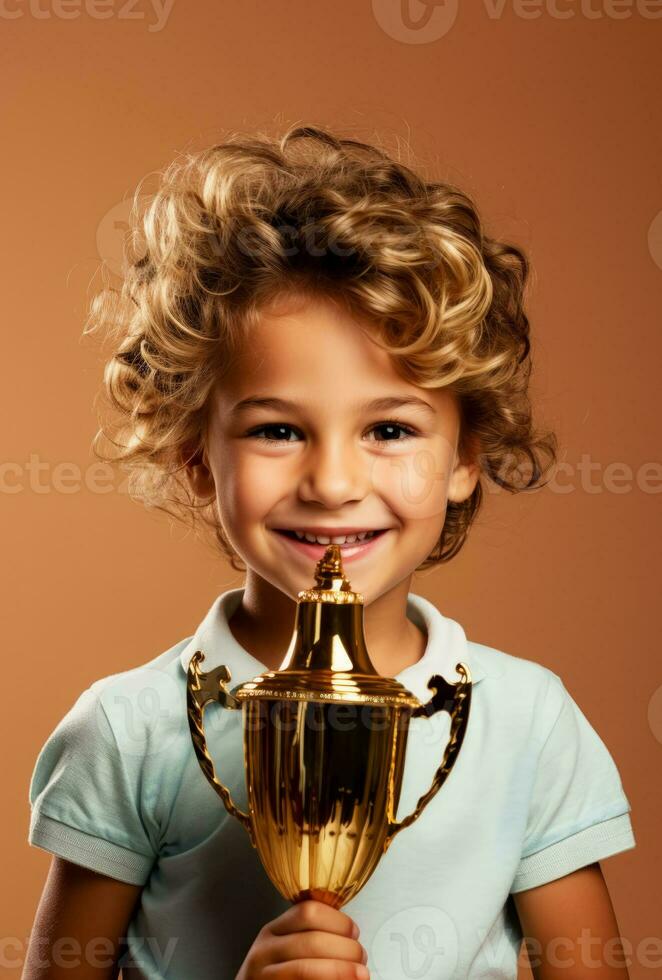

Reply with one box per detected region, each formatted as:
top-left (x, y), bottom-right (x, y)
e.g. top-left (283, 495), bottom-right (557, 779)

top-left (366, 421), bottom-right (418, 443)
top-left (245, 420), bottom-right (418, 445)
top-left (247, 423), bottom-right (301, 444)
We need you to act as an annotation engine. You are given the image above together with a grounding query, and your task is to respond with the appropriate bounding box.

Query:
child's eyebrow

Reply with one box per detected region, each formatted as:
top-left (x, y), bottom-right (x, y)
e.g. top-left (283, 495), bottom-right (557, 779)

top-left (229, 395), bottom-right (437, 417)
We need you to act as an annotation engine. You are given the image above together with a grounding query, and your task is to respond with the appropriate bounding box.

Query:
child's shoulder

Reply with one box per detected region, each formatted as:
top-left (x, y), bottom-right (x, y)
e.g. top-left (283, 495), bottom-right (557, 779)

top-left (28, 636), bottom-right (198, 875)
top-left (87, 636), bottom-right (192, 699)
top-left (467, 637), bottom-right (560, 685)
top-left (413, 593), bottom-right (564, 709)
top-left (465, 636), bottom-right (568, 719)
top-left (456, 636), bottom-right (595, 761)
top-left (64, 637), bottom-right (195, 762)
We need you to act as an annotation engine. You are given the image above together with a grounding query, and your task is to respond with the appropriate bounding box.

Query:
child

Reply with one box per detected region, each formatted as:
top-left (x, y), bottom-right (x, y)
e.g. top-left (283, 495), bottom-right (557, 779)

top-left (24, 124), bottom-right (635, 979)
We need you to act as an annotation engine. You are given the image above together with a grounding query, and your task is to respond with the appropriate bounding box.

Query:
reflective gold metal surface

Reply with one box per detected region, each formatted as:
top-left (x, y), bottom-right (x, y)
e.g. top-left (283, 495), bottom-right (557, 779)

top-left (186, 544), bottom-right (472, 907)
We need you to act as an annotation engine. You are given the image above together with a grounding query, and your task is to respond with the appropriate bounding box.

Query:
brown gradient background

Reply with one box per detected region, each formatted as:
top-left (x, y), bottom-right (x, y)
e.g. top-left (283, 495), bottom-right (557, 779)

top-left (3, 2), bottom-right (661, 976)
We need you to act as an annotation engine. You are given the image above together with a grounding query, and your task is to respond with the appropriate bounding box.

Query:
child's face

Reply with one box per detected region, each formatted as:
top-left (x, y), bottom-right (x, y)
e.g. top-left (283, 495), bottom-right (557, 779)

top-left (189, 292), bottom-right (479, 603)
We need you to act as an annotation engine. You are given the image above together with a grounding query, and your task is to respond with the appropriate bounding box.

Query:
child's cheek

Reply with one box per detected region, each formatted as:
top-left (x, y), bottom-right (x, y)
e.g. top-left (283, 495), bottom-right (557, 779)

top-left (368, 447), bottom-right (453, 523)
top-left (229, 455), bottom-right (288, 517)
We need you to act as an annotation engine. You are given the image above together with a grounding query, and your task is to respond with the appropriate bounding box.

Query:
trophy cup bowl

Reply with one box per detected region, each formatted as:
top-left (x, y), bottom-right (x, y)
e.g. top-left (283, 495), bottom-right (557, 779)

top-left (186, 545), bottom-right (472, 908)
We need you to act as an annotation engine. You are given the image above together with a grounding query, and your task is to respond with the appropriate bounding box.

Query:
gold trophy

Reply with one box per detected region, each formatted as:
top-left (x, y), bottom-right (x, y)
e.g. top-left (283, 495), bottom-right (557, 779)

top-left (186, 545), bottom-right (472, 908)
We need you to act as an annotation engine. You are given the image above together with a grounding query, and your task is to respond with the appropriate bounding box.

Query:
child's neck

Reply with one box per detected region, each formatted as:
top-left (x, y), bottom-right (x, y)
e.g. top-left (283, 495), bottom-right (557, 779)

top-left (228, 575), bottom-right (427, 678)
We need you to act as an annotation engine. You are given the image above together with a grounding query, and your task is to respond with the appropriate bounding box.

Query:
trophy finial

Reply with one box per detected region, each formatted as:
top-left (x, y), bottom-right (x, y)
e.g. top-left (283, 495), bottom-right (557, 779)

top-left (314, 543), bottom-right (353, 593)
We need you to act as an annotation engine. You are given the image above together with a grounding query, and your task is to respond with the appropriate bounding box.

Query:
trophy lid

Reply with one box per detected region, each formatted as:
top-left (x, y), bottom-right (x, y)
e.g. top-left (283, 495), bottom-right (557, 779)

top-left (232, 545), bottom-right (422, 708)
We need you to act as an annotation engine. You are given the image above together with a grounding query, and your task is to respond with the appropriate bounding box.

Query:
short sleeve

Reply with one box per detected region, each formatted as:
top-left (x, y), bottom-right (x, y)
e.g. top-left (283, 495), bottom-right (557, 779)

top-left (510, 675), bottom-right (635, 893)
top-left (28, 686), bottom-right (158, 886)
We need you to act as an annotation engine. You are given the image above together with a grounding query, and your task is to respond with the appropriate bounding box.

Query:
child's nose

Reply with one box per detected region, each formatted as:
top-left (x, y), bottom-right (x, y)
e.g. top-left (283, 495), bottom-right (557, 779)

top-left (297, 442), bottom-right (373, 508)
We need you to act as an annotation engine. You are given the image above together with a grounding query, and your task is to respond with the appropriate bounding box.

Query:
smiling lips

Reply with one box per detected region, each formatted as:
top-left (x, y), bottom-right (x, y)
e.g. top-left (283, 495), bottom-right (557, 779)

top-left (272, 527), bottom-right (391, 562)
top-left (277, 529), bottom-right (383, 545)
top-left (273, 524), bottom-right (393, 542)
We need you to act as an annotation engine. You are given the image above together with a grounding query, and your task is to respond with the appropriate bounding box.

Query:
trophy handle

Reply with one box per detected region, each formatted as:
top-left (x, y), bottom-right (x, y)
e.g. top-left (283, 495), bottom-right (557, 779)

top-left (186, 650), bottom-right (256, 847)
top-left (384, 662), bottom-right (472, 851)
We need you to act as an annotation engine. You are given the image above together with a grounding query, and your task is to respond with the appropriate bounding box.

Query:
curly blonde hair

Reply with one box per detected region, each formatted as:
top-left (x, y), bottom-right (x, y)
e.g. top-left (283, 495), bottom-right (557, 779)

top-left (86, 123), bottom-right (557, 573)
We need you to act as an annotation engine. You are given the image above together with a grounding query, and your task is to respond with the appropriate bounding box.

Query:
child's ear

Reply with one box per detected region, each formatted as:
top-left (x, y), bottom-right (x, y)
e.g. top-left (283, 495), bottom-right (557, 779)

top-left (447, 432), bottom-right (482, 504)
top-left (180, 444), bottom-right (216, 500)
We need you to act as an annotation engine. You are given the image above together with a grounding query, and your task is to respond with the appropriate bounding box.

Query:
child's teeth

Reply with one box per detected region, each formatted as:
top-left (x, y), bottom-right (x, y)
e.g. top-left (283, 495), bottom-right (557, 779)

top-left (294, 531), bottom-right (374, 544)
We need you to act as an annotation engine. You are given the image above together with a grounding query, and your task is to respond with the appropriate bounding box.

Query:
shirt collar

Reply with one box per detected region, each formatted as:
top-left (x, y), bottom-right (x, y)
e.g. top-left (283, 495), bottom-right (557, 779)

top-left (178, 587), bottom-right (485, 699)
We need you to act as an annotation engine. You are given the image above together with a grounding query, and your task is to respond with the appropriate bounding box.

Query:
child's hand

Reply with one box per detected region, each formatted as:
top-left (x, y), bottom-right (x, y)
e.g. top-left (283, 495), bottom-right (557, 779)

top-left (236, 899), bottom-right (369, 979)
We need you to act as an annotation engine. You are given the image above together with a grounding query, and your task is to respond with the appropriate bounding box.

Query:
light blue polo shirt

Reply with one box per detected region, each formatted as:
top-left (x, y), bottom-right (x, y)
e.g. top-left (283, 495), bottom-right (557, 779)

top-left (28, 588), bottom-right (636, 979)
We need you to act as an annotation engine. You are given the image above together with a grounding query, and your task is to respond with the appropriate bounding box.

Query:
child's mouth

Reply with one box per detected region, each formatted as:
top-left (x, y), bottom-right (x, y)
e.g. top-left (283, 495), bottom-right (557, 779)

top-left (271, 528), bottom-right (390, 562)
